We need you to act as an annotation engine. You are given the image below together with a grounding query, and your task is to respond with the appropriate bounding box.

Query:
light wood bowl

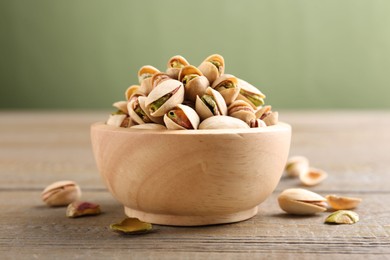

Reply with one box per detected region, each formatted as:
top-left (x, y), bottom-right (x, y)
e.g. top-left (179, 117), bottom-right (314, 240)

top-left (91, 122), bottom-right (291, 226)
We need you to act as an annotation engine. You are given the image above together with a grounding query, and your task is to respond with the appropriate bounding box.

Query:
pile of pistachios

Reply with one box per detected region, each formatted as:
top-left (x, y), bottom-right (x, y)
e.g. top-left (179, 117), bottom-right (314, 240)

top-left (106, 54), bottom-right (278, 130)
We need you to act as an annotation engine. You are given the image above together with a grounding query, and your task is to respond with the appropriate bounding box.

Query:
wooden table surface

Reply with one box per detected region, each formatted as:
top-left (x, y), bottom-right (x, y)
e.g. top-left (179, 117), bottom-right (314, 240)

top-left (1, 110), bottom-right (390, 259)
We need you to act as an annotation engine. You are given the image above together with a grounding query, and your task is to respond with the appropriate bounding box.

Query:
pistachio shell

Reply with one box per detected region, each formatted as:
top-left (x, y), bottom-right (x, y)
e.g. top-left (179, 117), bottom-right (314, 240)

top-left (211, 74), bottom-right (240, 105)
top-left (178, 65), bottom-right (203, 82)
top-left (41, 180), bottom-right (82, 207)
top-left (255, 105), bottom-right (272, 119)
top-left (138, 96), bottom-right (164, 124)
top-left (326, 195), bottom-right (362, 210)
top-left (184, 76), bottom-right (209, 102)
top-left (198, 116), bottom-right (250, 130)
top-left (110, 218), bottom-right (152, 234)
top-left (107, 114), bottom-right (128, 127)
top-left (138, 65), bottom-right (160, 83)
top-left (325, 210), bottom-right (359, 224)
top-left (278, 188), bottom-right (327, 215)
top-left (163, 104), bottom-right (200, 130)
top-left (137, 77), bottom-right (154, 96)
top-left (263, 111), bottom-right (279, 126)
top-left (228, 100), bottom-right (256, 125)
top-left (250, 119), bottom-right (267, 128)
top-left (198, 54), bottom-right (225, 84)
top-left (195, 87), bottom-right (227, 121)
top-left (151, 72), bottom-right (171, 88)
top-left (236, 78), bottom-right (266, 109)
top-left (127, 97), bottom-right (153, 125)
top-left (125, 85), bottom-right (140, 101)
top-left (112, 101), bottom-right (128, 114)
top-left (166, 55), bottom-right (190, 79)
top-left (300, 167), bottom-right (328, 186)
top-left (145, 79), bottom-right (185, 117)
top-left (130, 123), bottom-right (167, 130)
top-left (285, 156), bottom-right (309, 178)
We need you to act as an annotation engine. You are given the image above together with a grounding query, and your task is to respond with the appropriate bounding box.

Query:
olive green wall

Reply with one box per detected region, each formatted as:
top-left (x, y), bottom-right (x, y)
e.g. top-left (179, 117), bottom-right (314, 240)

top-left (1, 0), bottom-right (390, 109)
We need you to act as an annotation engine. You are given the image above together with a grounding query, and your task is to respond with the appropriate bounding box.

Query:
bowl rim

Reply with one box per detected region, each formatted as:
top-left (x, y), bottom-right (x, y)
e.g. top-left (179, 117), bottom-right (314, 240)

top-left (91, 122), bottom-right (291, 135)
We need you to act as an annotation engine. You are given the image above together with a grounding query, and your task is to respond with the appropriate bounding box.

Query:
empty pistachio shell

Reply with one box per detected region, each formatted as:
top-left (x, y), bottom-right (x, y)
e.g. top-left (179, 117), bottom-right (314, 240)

top-left (236, 78), bottom-right (266, 109)
top-left (326, 195), bottom-right (362, 210)
top-left (325, 210), bottom-right (359, 224)
top-left (66, 201), bottom-right (101, 218)
top-left (300, 167), bottom-right (328, 186)
top-left (198, 54), bottom-right (225, 84)
top-left (110, 218), bottom-right (152, 234)
top-left (278, 188), bottom-right (327, 215)
top-left (164, 104), bottom-right (200, 130)
top-left (285, 156), bottom-right (309, 178)
top-left (42, 180), bottom-right (82, 207)
top-left (199, 116), bottom-right (250, 130)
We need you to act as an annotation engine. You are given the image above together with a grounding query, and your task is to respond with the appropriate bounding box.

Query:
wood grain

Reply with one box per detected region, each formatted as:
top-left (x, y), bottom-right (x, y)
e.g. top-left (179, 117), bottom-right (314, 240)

top-left (0, 110), bottom-right (390, 259)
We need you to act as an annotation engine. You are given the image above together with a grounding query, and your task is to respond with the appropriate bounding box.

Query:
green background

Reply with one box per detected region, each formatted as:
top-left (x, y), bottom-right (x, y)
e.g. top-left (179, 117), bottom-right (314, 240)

top-left (1, 0), bottom-right (390, 109)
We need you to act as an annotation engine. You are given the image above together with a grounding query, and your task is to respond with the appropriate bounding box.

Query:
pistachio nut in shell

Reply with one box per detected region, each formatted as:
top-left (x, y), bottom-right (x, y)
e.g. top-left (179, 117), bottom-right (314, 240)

top-left (125, 85), bottom-right (141, 102)
top-left (278, 188), bottom-right (327, 215)
top-left (195, 87), bottom-right (227, 120)
top-left (236, 78), bottom-right (266, 109)
top-left (326, 194), bottom-right (362, 210)
top-left (145, 79), bottom-right (185, 117)
top-left (110, 218), bottom-right (153, 235)
top-left (198, 54), bottom-right (225, 84)
top-left (166, 55), bottom-right (190, 79)
top-left (300, 167), bottom-right (328, 186)
top-left (325, 210), bottom-right (359, 224)
top-left (66, 201), bottom-right (101, 218)
top-left (211, 74), bottom-right (240, 105)
top-left (178, 65), bottom-right (209, 102)
top-left (285, 156), bottom-right (309, 178)
top-left (106, 113), bottom-right (128, 127)
top-left (255, 105), bottom-right (272, 120)
top-left (262, 111), bottom-right (279, 126)
top-left (41, 180), bottom-right (82, 207)
top-left (164, 104), bottom-right (200, 130)
top-left (228, 100), bottom-right (256, 125)
top-left (112, 101), bottom-right (128, 114)
top-left (137, 77), bottom-right (154, 96)
top-left (127, 97), bottom-right (153, 125)
top-left (199, 115), bottom-right (250, 130)
top-left (138, 65), bottom-right (160, 83)
top-left (151, 72), bottom-right (171, 89)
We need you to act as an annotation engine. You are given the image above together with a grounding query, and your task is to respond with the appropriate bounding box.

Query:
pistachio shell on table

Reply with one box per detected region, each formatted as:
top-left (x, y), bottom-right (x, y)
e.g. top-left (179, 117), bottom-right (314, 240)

top-left (300, 167), bottom-right (328, 186)
top-left (110, 218), bottom-right (153, 235)
top-left (195, 87), bottom-right (227, 121)
top-left (178, 65), bottom-right (209, 102)
top-left (166, 55), bottom-right (190, 79)
top-left (66, 201), bottom-right (101, 218)
top-left (236, 78), bottom-right (266, 109)
top-left (326, 195), bottom-right (362, 210)
top-left (285, 156), bottom-right (310, 178)
top-left (198, 54), bottom-right (225, 85)
top-left (164, 104), bottom-right (200, 130)
top-left (211, 74), bottom-right (240, 105)
top-left (198, 116), bottom-right (250, 130)
top-left (228, 100), bottom-right (256, 125)
top-left (41, 180), bottom-right (82, 207)
top-left (145, 79), bottom-right (185, 117)
top-left (278, 188), bottom-right (327, 215)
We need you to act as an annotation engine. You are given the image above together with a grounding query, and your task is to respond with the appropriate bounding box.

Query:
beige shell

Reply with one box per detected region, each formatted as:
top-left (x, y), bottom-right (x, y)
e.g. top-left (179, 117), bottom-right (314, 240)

top-left (112, 101), bottom-right (128, 114)
top-left (151, 72), bottom-right (171, 88)
top-left (166, 55), bottom-right (190, 79)
top-left (41, 180), bottom-right (82, 207)
top-left (145, 79), bottom-right (185, 117)
top-left (106, 114), bottom-right (127, 127)
top-left (326, 195), bottom-right (362, 210)
top-left (263, 111), bottom-right (279, 126)
top-left (236, 78), bottom-right (266, 109)
top-left (285, 156), bottom-right (309, 178)
top-left (199, 116), bottom-right (250, 130)
top-left (198, 54), bottom-right (225, 84)
top-left (127, 97), bottom-right (153, 125)
top-left (250, 119), bottom-right (267, 128)
top-left (130, 123), bottom-right (167, 130)
top-left (228, 100), bottom-right (256, 125)
top-left (138, 65), bottom-right (160, 83)
top-left (278, 188), bottom-right (327, 215)
top-left (178, 65), bottom-right (209, 102)
top-left (300, 167), bottom-right (328, 186)
top-left (211, 74), bottom-right (240, 105)
top-left (137, 77), bottom-right (154, 96)
top-left (195, 87), bottom-right (227, 121)
top-left (255, 105), bottom-right (272, 119)
top-left (163, 104), bottom-right (200, 130)
top-left (125, 85), bottom-right (141, 101)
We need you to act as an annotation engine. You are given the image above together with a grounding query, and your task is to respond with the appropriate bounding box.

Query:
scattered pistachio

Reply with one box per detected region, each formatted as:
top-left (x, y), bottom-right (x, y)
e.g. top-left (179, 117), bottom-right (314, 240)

top-left (325, 210), bottom-right (359, 224)
top-left (66, 201), bottom-right (101, 218)
top-left (41, 180), bottom-right (82, 207)
top-left (326, 194), bottom-right (362, 210)
top-left (285, 156), bottom-right (309, 178)
top-left (300, 167), bottom-right (328, 186)
top-left (278, 188), bottom-right (327, 215)
top-left (110, 218), bottom-right (152, 235)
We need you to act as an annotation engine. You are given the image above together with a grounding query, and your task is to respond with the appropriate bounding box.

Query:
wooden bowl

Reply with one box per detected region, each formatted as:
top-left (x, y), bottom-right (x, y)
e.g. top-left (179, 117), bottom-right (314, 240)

top-left (91, 122), bottom-right (291, 226)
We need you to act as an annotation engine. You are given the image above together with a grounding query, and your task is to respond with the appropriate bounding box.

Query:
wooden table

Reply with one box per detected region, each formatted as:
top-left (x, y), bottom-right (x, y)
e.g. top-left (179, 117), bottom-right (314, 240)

top-left (1, 110), bottom-right (390, 259)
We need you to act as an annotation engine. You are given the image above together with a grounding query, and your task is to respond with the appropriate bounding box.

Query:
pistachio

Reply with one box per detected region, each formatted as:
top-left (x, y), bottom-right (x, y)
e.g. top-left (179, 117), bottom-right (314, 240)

top-left (326, 194), bottom-right (362, 210)
top-left (110, 218), bottom-right (152, 234)
top-left (41, 180), bottom-right (82, 207)
top-left (285, 156), bottom-right (309, 178)
top-left (66, 201), bottom-right (101, 218)
top-left (106, 114), bottom-right (128, 127)
top-left (278, 188), bottom-right (327, 215)
top-left (262, 111), bottom-right (279, 126)
top-left (325, 210), bottom-right (359, 224)
top-left (300, 167), bottom-right (328, 186)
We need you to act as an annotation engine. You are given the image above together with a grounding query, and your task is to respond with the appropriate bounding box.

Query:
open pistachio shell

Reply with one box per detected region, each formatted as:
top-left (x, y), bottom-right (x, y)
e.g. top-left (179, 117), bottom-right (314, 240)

top-left (236, 78), bottom-right (266, 109)
top-left (228, 100), bottom-right (256, 125)
top-left (112, 101), bottom-right (128, 115)
top-left (285, 156), bottom-right (309, 178)
top-left (278, 188), bottom-right (327, 215)
top-left (195, 87), bottom-right (227, 121)
top-left (166, 55), bottom-right (190, 79)
top-left (137, 77), bottom-right (154, 96)
top-left (255, 105), bottom-right (272, 119)
top-left (326, 195), bottom-right (362, 210)
top-left (145, 79), bottom-right (185, 117)
top-left (107, 114), bottom-right (128, 127)
top-left (211, 74), bottom-right (240, 105)
top-left (125, 85), bottom-right (141, 102)
top-left (198, 54), bottom-right (225, 84)
top-left (199, 116), bottom-right (250, 130)
top-left (163, 104), bottom-right (200, 130)
top-left (138, 96), bottom-right (164, 124)
top-left (128, 97), bottom-right (153, 125)
top-left (151, 72), bottom-right (171, 89)
top-left (300, 167), bottom-right (328, 186)
top-left (250, 119), bottom-right (267, 128)
top-left (130, 123), bottom-right (167, 130)
top-left (178, 65), bottom-right (209, 102)
top-left (138, 65), bottom-right (160, 83)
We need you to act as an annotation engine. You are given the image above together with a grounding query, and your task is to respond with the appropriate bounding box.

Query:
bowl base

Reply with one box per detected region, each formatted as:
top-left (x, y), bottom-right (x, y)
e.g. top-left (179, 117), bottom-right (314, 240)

top-left (124, 206), bottom-right (259, 226)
